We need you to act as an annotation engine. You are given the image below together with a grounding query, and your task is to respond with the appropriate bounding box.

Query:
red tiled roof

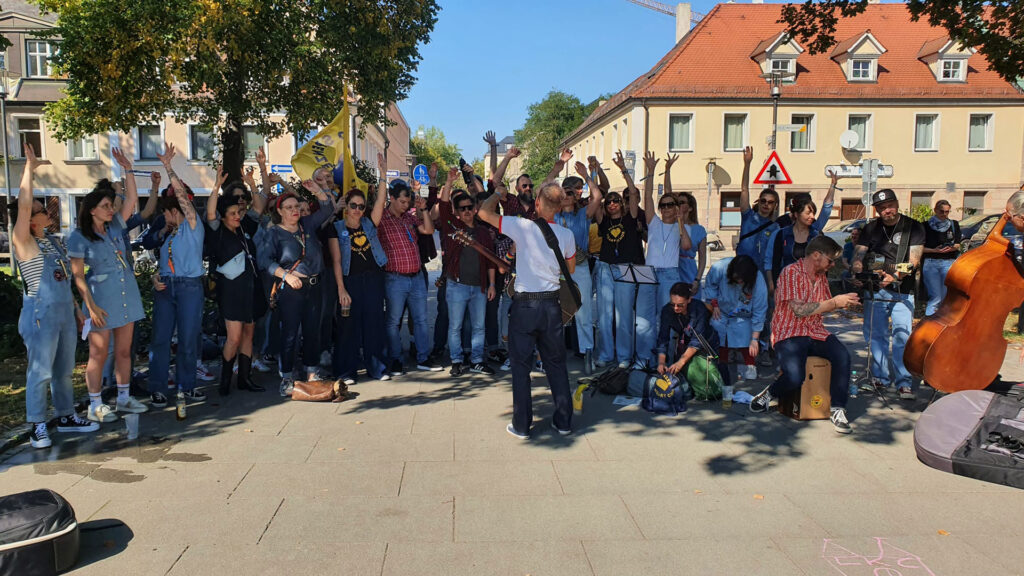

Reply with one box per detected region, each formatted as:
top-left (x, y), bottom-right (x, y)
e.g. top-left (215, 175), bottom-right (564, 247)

top-left (566, 4), bottom-right (1023, 143)
top-left (917, 36), bottom-right (952, 59)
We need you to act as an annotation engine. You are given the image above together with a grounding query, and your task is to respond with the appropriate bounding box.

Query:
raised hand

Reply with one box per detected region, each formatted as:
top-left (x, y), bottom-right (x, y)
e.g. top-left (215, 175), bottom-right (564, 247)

top-left (111, 147), bottom-right (132, 170)
top-left (411, 179), bottom-right (422, 193)
top-left (414, 196), bottom-right (427, 211)
top-left (506, 146), bottom-right (521, 159)
top-left (461, 162), bottom-right (474, 174)
top-left (428, 162), bottom-right (438, 180)
top-left (243, 166), bottom-right (257, 191)
top-left (574, 161), bottom-right (589, 179)
top-left (156, 143), bottom-right (176, 167)
top-left (665, 154), bottom-right (679, 169)
top-left (267, 173), bottom-right (284, 185)
top-left (446, 167), bottom-right (459, 184)
top-left (215, 164), bottom-right (229, 191)
top-left (256, 145), bottom-right (267, 168)
top-left (301, 179), bottom-right (319, 194)
top-left (23, 143), bottom-right (40, 172)
top-left (587, 155), bottom-right (599, 171)
top-left (743, 146), bottom-right (753, 165)
top-left (559, 148), bottom-right (573, 163)
top-left (612, 150), bottom-right (627, 171)
top-left (377, 152), bottom-right (387, 176)
top-left (150, 171), bottom-right (162, 189)
top-left (643, 150), bottom-right (658, 171)
top-left (483, 131), bottom-right (497, 147)
top-left (829, 169), bottom-right (839, 187)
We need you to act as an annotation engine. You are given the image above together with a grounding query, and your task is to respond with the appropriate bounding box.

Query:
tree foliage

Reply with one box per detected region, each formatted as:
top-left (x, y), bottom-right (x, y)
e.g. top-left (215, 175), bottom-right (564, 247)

top-left (35, 0), bottom-right (439, 179)
top-left (409, 125), bottom-right (461, 169)
top-left (779, 0), bottom-right (1024, 86)
top-left (514, 91), bottom-right (612, 183)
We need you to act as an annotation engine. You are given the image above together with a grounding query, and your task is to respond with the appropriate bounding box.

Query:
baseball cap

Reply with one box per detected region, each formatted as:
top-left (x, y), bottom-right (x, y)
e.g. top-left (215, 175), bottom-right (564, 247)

top-left (871, 189), bottom-right (897, 206)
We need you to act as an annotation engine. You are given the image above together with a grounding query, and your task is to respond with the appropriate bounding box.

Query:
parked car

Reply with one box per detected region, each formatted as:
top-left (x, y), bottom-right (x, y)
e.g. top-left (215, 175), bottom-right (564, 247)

top-left (823, 218), bottom-right (866, 245)
top-left (964, 214), bottom-right (1021, 251)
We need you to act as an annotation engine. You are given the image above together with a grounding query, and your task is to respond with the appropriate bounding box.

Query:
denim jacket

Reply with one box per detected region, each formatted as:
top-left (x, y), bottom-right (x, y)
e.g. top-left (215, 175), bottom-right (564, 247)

top-left (703, 257), bottom-right (768, 348)
top-left (335, 217), bottom-right (388, 276)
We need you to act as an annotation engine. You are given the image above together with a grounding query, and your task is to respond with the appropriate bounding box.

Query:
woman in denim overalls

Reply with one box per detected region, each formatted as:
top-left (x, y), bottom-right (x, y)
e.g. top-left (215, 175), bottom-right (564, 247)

top-left (69, 149), bottom-right (148, 424)
top-left (11, 145), bottom-right (99, 448)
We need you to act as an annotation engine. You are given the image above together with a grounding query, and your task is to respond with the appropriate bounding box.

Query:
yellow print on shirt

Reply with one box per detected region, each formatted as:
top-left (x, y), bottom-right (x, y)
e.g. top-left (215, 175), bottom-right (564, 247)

top-left (350, 229), bottom-right (370, 260)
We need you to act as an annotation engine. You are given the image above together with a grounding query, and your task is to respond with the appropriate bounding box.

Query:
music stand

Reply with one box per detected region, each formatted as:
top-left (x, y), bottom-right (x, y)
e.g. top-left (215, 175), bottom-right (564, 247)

top-left (612, 263), bottom-right (658, 369)
top-left (842, 275), bottom-right (897, 411)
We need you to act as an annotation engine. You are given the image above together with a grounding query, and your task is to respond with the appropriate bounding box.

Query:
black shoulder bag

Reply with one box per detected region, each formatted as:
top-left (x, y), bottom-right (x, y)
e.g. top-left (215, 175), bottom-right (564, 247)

top-left (533, 218), bottom-right (582, 325)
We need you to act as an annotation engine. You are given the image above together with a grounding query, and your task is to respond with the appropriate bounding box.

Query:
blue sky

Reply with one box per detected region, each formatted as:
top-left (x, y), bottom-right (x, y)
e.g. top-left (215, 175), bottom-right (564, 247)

top-left (400, 0), bottom-right (720, 162)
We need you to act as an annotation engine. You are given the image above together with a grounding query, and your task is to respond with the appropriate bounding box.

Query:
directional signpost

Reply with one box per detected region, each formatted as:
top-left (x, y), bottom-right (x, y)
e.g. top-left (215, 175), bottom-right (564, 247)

top-left (753, 150), bottom-right (792, 186)
top-left (823, 163), bottom-right (894, 179)
top-left (776, 124), bottom-right (807, 133)
top-left (270, 164), bottom-right (293, 194)
top-left (413, 164), bottom-right (430, 185)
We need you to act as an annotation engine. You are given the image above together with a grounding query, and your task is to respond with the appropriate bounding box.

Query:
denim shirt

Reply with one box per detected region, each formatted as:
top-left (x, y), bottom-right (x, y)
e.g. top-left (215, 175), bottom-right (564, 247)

top-left (703, 257), bottom-right (768, 347)
top-left (763, 203), bottom-right (833, 279)
top-left (737, 203), bottom-right (832, 264)
top-left (335, 217), bottom-right (388, 276)
top-left (158, 219), bottom-right (205, 278)
top-left (68, 214), bottom-right (132, 281)
top-left (260, 200), bottom-right (333, 277)
top-left (554, 207), bottom-right (590, 255)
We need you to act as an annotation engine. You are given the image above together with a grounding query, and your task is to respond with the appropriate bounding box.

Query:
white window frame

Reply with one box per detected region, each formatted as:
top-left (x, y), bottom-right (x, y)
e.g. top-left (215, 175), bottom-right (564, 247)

top-left (240, 124), bottom-right (268, 163)
top-left (722, 112), bottom-right (749, 153)
top-left (849, 59), bottom-right (875, 82)
top-left (913, 113), bottom-right (940, 152)
top-left (25, 40), bottom-right (55, 78)
top-left (847, 113), bottom-right (873, 152)
top-left (13, 114), bottom-right (45, 159)
top-left (186, 124), bottom-right (217, 162)
top-left (132, 122), bottom-right (166, 163)
top-left (940, 59), bottom-right (965, 82)
top-left (967, 113), bottom-right (994, 152)
top-left (66, 135), bottom-right (99, 161)
top-left (788, 112), bottom-right (815, 153)
top-left (667, 112), bottom-right (694, 153)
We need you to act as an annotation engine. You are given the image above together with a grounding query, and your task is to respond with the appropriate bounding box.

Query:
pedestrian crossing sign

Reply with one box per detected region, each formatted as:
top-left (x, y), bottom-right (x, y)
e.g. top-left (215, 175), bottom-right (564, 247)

top-left (753, 151), bottom-right (792, 185)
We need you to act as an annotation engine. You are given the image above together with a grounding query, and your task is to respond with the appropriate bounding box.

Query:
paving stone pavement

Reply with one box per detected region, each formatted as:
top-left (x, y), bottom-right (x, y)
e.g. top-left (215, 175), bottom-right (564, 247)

top-left (3, 315), bottom-right (1024, 575)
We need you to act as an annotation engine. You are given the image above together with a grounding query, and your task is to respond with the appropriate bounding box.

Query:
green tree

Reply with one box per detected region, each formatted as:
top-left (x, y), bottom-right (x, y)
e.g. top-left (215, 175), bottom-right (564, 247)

top-left (780, 0), bottom-right (1024, 86)
top-left (514, 91), bottom-right (613, 183)
top-left (36, 0), bottom-right (439, 180)
top-left (409, 125), bottom-right (461, 169)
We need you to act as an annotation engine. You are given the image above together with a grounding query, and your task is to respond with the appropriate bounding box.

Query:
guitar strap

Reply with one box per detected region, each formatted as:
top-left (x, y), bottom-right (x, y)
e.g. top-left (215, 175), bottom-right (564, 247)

top-left (532, 218), bottom-right (582, 309)
top-left (894, 215), bottom-right (911, 267)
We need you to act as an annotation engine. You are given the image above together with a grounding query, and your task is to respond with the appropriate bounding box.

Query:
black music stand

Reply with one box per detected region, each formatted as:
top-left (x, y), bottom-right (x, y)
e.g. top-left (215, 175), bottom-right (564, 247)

top-left (612, 263), bottom-right (658, 369)
top-left (844, 275), bottom-right (898, 411)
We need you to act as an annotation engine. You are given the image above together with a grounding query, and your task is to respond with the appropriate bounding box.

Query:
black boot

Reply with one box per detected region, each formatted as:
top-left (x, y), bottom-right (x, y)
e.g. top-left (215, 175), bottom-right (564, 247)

top-left (237, 354), bottom-right (265, 392)
top-left (219, 355), bottom-right (236, 396)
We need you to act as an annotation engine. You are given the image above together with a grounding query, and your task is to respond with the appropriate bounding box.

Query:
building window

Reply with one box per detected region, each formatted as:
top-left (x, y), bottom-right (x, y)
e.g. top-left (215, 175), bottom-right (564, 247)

top-left (668, 114), bottom-right (692, 152)
top-left (911, 191), bottom-right (933, 211)
top-left (723, 114), bottom-right (746, 152)
top-left (188, 126), bottom-right (215, 161)
top-left (16, 118), bottom-right (42, 158)
top-left (790, 114), bottom-right (813, 152)
top-left (137, 124), bottom-right (162, 160)
top-left (67, 136), bottom-right (98, 161)
top-left (770, 59), bottom-right (793, 75)
top-left (963, 191), bottom-right (986, 216)
top-left (851, 59), bottom-right (872, 80)
top-left (26, 40), bottom-right (55, 78)
top-left (940, 60), bottom-right (964, 81)
top-left (914, 114), bottom-right (939, 151)
top-left (847, 114), bottom-right (871, 151)
top-left (241, 125), bottom-right (262, 159)
top-left (968, 114), bottom-right (993, 151)
top-left (720, 191), bottom-right (741, 228)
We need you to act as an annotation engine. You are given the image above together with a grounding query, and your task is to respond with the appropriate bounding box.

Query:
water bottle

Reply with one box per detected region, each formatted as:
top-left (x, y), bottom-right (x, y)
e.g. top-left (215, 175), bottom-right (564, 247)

top-left (176, 391), bottom-right (187, 421)
top-left (849, 370), bottom-right (859, 399)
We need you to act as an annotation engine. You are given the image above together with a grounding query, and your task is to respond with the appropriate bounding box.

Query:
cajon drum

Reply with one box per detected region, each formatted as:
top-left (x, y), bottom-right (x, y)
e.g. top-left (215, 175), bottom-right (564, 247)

top-left (778, 356), bottom-right (832, 420)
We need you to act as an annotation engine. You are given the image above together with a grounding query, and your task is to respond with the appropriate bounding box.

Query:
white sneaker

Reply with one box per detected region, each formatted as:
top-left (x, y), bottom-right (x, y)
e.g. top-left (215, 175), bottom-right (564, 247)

top-left (29, 423), bottom-right (51, 449)
top-left (116, 396), bottom-right (149, 414)
top-left (252, 358), bottom-right (272, 373)
top-left (279, 378), bottom-right (294, 397)
top-left (500, 359), bottom-right (511, 372)
top-left (88, 403), bottom-right (118, 423)
top-left (196, 361), bottom-right (216, 382)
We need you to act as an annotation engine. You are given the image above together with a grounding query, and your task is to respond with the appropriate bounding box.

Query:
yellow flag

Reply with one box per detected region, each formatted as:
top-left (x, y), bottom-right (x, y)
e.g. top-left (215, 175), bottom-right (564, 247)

top-left (290, 85), bottom-right (370, 193)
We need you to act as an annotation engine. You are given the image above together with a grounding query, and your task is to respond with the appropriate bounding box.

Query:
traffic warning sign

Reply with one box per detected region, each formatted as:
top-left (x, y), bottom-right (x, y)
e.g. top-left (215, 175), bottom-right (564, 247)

top-left (753, 151), bottom-right (792, 185)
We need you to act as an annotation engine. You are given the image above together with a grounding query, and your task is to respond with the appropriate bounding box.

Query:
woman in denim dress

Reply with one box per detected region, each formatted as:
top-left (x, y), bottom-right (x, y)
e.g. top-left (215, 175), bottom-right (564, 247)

top-left (12, 145), bottom-right (99, 448)
top-left (69, 148), bottom-right (148, 423)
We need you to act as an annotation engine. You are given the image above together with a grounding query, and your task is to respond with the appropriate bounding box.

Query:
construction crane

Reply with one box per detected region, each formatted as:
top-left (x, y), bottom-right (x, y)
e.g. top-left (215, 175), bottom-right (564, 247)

top-left (624, 0), bottom-right (705, 24)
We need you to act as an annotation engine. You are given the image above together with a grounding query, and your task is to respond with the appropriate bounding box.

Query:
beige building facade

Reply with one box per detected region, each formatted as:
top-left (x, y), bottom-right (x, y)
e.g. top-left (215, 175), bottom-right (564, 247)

top-left (561, 3), bottom-right (1024, 238)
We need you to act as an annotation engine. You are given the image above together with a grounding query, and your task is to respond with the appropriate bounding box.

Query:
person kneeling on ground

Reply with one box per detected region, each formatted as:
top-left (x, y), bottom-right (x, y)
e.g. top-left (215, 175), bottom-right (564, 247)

top-left (655, 282), bottom-right (718, 377)
top-left (750, 236), bottom-right (860, 434)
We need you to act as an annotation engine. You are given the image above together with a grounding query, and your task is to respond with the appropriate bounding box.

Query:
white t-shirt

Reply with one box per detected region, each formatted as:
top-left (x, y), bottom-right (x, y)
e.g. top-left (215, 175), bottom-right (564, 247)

top-left (499, 216), bottom-right (576, 293)
top-left (645, 216), bottom-right (681, 268)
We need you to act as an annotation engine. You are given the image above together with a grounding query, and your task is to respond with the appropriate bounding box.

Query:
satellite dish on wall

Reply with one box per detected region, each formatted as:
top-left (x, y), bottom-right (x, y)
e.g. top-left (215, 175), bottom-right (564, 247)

top-left (862, 192), bottom-right (873, 207)
top-left (839, 130), bottom-right (860, 150)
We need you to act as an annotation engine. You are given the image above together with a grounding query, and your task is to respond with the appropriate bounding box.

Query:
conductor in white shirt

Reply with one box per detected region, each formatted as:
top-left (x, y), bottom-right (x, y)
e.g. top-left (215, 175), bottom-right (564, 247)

top-left (478, 180), bottom-right (577, 439)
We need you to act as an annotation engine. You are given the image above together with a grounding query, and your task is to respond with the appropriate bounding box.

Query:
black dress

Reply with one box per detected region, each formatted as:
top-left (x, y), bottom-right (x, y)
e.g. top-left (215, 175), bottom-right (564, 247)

top-left (205, 216), bottom-right (266, 322)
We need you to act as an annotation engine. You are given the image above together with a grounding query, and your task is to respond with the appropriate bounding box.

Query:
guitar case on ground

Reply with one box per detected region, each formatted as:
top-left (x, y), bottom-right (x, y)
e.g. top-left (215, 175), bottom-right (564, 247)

top-left (914, 386), bottom-right (1024, 489)
top-left (0, 489), bottom-right (79, 575)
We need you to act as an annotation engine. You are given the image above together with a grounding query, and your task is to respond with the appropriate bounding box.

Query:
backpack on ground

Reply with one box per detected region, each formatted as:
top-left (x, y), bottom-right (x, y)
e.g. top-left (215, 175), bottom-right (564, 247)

top-left (592, 366), bottom-right (630, 395)
top-left (0, 489), bottom-right (79, 576)
top-left (641, 373), bottom-right (687, 416)
top-left (686, 355), bottom-right (724, 401)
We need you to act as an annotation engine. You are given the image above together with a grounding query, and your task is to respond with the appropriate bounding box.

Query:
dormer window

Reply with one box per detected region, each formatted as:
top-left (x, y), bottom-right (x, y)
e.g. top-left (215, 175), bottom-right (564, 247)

top-left (940, 59), bottom-right (964, 81)
top-left (750, 32), bottom-right (804, 82)
top-left (851, 60), bottom-right (873, 80)
top-left (771, 59), bottom-right (793, 74)
top-left (831, 30), bottom-right (886, 83)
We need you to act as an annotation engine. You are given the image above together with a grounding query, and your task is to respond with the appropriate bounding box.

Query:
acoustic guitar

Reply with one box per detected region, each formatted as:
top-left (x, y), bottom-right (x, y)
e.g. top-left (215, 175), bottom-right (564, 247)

top-left (905, 215), bottom-right (1024, 393)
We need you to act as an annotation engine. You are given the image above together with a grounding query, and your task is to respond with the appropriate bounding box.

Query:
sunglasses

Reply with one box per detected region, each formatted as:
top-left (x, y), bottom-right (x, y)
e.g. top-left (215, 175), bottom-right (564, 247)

top-left (606, 198), bottom-right (622, 205)
top-left (521, 183), bottom-right (533, 189)
top-left (348, 203), bottom-right (366, 210)
top-left (658, 202), bottom-right (677, 209)
top-left (457, 204), bottom-right (475, 212)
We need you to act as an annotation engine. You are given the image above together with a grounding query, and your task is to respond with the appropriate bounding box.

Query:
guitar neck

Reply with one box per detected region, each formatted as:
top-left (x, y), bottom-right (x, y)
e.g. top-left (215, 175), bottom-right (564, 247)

top-left (454, 231), bottom-right (510, 274)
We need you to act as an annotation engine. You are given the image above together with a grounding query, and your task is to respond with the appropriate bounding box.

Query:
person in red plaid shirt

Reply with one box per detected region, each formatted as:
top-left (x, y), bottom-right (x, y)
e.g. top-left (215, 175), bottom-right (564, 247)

top-left (379, 179), bottom-right (442, 375)
top-left (750, 235), bottom-right (860, 434)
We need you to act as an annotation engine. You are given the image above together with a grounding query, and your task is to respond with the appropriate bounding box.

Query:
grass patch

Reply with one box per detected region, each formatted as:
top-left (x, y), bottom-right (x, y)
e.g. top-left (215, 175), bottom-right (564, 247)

top-left (0, 359), bottom-right (88, 433)
top-left (1004, 311), bottom-right (1024, 343)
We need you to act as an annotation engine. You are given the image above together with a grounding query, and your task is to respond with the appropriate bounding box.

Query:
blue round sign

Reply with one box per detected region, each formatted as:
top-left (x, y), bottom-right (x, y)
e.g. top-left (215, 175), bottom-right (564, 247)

top-left (413, 164), bottom-right (430, 185)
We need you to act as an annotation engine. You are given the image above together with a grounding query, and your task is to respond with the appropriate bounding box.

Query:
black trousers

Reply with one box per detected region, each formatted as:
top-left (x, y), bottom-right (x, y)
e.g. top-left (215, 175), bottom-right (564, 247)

top-left (770, 334), bottom-right (850, 409)
top-left (333, 270), bottom-right (388, 380)
top-left (508, 297), bottom-right (572, 433)
top-left (277, 280), bottom-right (323, 376)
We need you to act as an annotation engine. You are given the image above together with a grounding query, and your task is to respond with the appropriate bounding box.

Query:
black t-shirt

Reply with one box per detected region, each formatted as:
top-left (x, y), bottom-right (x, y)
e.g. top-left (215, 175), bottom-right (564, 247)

top-left (205, 214), bottom-right (259, 276)
top-left (599, 212), bottom-right (646, 264)
top-left (457, 245), bottom-right (481, 286)
top-left (327, 224), bottom-right (382, 276)
top-left (924, 220), bottom-right (962, 261)
top-left (856, 215), bottom-right (926, 293)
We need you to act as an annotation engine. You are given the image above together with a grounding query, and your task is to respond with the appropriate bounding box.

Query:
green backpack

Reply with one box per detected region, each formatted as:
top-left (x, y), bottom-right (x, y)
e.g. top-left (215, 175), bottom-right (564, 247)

top-left (686, 355), bottom-right (723, 401)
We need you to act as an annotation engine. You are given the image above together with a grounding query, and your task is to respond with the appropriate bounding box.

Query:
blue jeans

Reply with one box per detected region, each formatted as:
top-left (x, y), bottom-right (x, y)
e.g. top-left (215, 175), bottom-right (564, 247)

top-left (19, 298), bottom-right (76, 423)
top-left (508, 297), bottom-right (572, 434)
top-left (149, 276), bottom-right (204, 394)
top-left (866, 289), bottom-right (915, 389)
top-left (653, 267), bottom-right (681, 340)
top-left (446, 281), bottom-right (486, 364)
top-left (571, 261), bottom-right (594, 353)
top-left (771, 335), bottom-right (850, 409)
top-left (922, 258), bottom-right (953, 316)
top-left (595, 261), bottom-right (656, 365)
top-left (385, 272), bottom-right (431, 364)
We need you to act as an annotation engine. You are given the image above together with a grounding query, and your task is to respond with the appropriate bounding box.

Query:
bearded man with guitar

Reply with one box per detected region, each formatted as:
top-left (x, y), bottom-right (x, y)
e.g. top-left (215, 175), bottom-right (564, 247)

top-left (850, 189), bottom-right (925, 401)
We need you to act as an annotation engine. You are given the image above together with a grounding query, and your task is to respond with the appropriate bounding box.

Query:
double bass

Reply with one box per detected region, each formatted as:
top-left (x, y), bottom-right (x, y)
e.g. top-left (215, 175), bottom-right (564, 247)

top-left (905, 215), bottom-right (1024, 393)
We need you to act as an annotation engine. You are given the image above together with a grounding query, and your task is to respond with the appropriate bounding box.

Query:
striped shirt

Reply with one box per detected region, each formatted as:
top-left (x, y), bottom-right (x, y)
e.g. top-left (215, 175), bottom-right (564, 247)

top-left (18, 237), bottom-right (59, 297)
top-left (771, 260), bottom-right (832, 344)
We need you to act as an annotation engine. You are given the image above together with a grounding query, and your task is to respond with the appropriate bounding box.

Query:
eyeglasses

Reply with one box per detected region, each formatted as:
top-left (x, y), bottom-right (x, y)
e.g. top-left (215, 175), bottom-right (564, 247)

top-left (521, 183), bottom-right (533, 189)
top-left (606, 198), bottom-right (622, 205)
top-left (457, 204), bottom-right (475, 212)
top-left (658, 202), bottom-right (677, 209)
top-left (348, 203), bottom-right (366, 210)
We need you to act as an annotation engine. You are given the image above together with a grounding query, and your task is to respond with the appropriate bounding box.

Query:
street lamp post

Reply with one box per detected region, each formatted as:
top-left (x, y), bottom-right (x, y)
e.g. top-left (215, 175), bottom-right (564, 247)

top-left (759, 70), bottom-right (795, 196)
top-left (0, 62), bottom-right (11, 270)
